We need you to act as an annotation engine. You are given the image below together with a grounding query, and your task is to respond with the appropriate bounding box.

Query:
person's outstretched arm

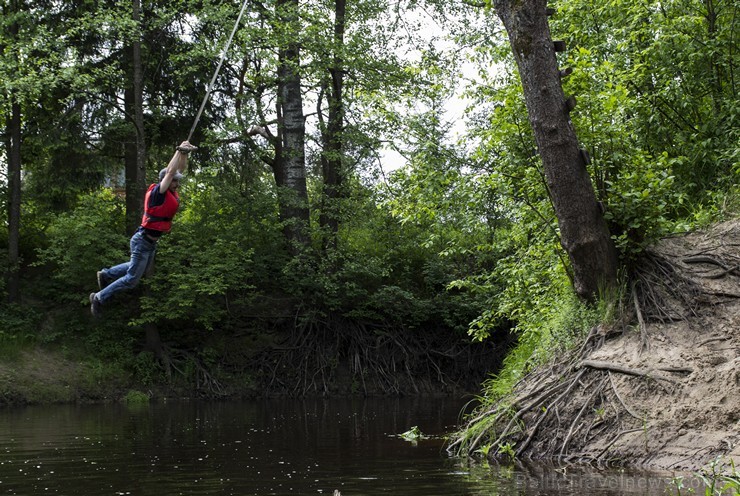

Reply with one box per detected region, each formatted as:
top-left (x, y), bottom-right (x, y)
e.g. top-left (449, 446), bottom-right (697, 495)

top-left (159, 141), bottom-right (197, 191)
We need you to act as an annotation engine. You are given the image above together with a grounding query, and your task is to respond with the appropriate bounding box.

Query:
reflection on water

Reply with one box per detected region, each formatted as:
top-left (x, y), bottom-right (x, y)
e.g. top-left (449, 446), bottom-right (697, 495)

top-left (0, 398), bottom-right (685, 495)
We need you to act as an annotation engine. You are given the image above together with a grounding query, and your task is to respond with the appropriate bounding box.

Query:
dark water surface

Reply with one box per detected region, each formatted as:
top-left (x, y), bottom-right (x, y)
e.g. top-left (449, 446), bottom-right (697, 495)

top-left (0, 398), bottom-right (685, 495)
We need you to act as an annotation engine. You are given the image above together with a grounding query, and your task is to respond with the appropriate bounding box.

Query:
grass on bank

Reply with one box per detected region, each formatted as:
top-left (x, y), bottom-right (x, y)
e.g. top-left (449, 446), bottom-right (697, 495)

top-left (449, 284), bottom-right (617, 458)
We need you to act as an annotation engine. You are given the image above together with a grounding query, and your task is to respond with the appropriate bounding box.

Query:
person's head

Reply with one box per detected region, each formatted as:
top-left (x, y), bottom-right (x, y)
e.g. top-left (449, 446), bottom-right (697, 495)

top-left (159, 168), bottom-right (183, 191)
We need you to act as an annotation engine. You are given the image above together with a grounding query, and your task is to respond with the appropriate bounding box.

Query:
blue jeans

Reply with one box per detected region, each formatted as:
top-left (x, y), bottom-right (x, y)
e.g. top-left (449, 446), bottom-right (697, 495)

top-left (96, 230), bottom-right (156, 304)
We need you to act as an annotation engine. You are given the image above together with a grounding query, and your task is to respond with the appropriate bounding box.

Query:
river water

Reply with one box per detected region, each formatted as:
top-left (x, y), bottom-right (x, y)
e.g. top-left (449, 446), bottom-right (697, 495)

top-left (0, 397), bottom-right (687, 495)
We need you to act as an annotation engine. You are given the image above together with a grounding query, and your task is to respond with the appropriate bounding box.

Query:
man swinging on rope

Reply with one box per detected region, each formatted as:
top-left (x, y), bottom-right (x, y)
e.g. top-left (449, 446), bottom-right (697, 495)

top-left (89, 141), bottom-right (197, 317)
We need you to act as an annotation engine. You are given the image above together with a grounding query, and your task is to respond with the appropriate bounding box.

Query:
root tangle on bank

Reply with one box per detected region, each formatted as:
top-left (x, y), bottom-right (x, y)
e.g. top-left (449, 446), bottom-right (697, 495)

top-left (447, 220), bottom-right (740, 470)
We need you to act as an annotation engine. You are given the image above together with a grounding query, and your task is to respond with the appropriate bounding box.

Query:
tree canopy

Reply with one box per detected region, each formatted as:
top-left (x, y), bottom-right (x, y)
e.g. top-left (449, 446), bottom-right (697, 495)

top-left (0, 0), bottom-right (737, 398)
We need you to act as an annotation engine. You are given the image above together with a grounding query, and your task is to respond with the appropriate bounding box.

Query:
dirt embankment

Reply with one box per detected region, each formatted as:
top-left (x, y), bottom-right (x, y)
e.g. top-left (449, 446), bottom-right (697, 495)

top-left (582, 219), bottom-right (740, 471)
top-left (454, 219), bottom-right (740, 472)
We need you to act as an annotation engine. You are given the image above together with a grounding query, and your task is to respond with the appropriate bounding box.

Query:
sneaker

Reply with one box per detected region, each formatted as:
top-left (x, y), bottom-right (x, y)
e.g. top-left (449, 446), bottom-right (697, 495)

top-left (176, 142), bottom-right (198, 154)
top-left (96, 271), bottom-right (110, 291)
top-left (90, 293), bottom-right (102, 317)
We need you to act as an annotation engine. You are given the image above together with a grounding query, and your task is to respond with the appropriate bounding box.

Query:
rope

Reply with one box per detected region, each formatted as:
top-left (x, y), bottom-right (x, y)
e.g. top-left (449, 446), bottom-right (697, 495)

top-left (187, 0), bottom-right (251, 142)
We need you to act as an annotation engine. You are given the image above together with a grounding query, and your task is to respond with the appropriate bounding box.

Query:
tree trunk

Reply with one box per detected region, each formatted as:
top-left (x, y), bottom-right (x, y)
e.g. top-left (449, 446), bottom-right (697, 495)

top-left (319, 0), bottom-right (346, 251)
top-left (5, 1), bottom-right (21, 303)
top-left (275, 0), bottom-right (310, 249)
top-left (493, 0), bottom-right (618, 299)
top-left (6, 96), bottom-right (21, 303)
top-left (128, 0), bottom-right (161, 355)
top-left (124, 0), bottom-right (147, 237)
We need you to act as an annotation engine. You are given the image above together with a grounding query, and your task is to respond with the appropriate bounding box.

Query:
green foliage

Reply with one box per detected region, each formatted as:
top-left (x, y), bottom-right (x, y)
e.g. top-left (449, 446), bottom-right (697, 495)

top-left (482, 290), bottom-right (607, 403)
top-left (134, 178), bottom-right (267, 330)
top-left (551, 0), bottom-right (739, 229)
top-left (123, 389), bottom-right (150, 405)
top-left (0, 303), bottom-right (42, 348)
top-left (33, 189), bottom-right (127, 300)
top-left (602, 152), bottom-right (688, 257)
top-left (449, 0), bottom-right (738, 363)
top-left (307, 183), bottom-right (487, 334)
top-left (76, 357), bottom-right (131, 401)
top-left (132, 352), bottom-right (164, 387)
top-left (476, 443), bottom-right (493, 458)
top-left (696, 457), bottom-right (740, 496)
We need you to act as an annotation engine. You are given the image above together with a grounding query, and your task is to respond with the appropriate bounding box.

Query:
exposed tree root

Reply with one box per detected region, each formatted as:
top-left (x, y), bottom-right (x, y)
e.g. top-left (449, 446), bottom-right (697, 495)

top-left (253, 313), bottom-right (507, 396)
top-left (608, 371), bottom-right (643, 420)
top-left (698, 336), bottom-right (730, 347)
top-left (632, 283), bottom-right (650, 353)
top-left (514, 370), bottom-right (589, 457)
top-left (579, 359), bottom-right (677, 385)
top-left (682, 255), bottom-right (740, 279)
top-left (159, 344), bottom-right (226, 398)
top-left (631, 244), bottom-right (740, 325)
top-left (449, 287), bottom-right (687, 460)
top-left (594, 428), bottom-right (644, 462)
top-left (631, 250), bottom-right (701, 323)
top-left (446, 336), bottom-right (681, 463)
top-left (559, 376), bottom-right (607, 458)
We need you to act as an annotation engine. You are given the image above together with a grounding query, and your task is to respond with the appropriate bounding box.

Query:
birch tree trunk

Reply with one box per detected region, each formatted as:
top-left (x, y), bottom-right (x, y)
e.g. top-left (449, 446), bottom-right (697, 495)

top-left (5, 1), bottom-right (21, 303)
top-left (275, 0), bottom-right (310, 249)
top-left (6, 97), bottom-right (21, 303)
top-left (493, 0), bottom-right (618, 299)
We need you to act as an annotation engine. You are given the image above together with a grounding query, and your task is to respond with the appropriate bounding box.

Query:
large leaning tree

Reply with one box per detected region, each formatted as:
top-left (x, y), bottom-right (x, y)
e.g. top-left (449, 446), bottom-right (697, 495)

top-left (493, 0), bottom-right (618, 300)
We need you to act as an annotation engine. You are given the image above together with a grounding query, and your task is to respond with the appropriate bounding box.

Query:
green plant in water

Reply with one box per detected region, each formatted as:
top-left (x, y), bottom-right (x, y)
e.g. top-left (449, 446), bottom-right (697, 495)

top-left (497, 442), bottom-right (516, 460)
top-left (400, 426), bottom-right (424, 443)
top-left (668, 456), bottom-right (739, 496)
top-left (667, 476), bottom-right (693, 496)
top-left (476, 443), bottom-right (492, 457)
top-left (697, 456), bottom-right (739, 496)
